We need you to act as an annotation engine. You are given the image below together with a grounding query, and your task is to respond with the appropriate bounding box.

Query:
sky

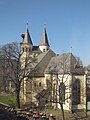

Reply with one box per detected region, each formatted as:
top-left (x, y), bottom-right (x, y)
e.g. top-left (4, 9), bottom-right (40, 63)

top-left (0, 0), bottom-right (90, 66)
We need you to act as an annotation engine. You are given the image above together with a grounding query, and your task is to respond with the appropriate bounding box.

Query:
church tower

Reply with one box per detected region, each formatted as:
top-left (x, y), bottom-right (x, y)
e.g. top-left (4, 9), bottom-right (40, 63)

top-left (20, 23), bottom-right (33, 102)
top-left (21, 22), bottom-right (33, 54)
top-left (39, 25), bottom-right (50, 52)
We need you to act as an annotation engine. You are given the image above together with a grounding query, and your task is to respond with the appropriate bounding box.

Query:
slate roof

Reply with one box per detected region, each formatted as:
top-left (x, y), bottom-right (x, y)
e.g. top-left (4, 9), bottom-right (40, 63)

top-left (39, 25), bottom-right (49, 46)
top-left (45, 53), bottom-right (85, 75)
top-left (22, 24), bottom-right (33, 45)
top-left (32, 46), bottom-right (41, 54)
top-left (30, 49), bottom-right (56, 77)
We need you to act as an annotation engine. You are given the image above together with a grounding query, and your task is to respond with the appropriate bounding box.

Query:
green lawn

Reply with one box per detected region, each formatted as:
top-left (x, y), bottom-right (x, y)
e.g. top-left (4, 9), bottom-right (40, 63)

top-left (0, 95), bottom-right (16, 108)
top-left (44, 108), bottom-right (74, 120)
top-left (0, 96), bottom-right (88, 119)
top-left (44, 107), bottom-right (88, 120)
top-left (0, 95), bottom-right (24, 108)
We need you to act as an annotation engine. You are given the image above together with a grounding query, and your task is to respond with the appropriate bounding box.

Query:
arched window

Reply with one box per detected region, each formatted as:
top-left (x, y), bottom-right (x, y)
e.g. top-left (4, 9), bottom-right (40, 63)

top-left (72, 79), bottom-right (80, 105)
top-left (59, 82), bottom-right (65, 103)
top-left (43, 49), bottom-right (45, 52)
top-left (34, 83), bottom-right (36, 87)
top-left (39, 82), bottom-right (41, 87)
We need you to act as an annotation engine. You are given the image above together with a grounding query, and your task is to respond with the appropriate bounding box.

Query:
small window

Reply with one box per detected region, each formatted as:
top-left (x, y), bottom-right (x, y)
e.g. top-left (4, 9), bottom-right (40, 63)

top-left (43, 49), bottom-right (45, 52)
top-left (22, 47), bottom-right (24, 52)
top-left (34, 83), bottom-right (36, 87)
top-left (39, 82), bottom-right (41, 87)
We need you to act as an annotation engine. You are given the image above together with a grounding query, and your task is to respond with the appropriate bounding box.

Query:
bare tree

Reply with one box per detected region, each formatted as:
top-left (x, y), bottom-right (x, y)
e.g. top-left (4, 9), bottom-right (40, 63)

top-left (0, 42), bottom-right (36, 108)
top-left (76, 56), bottom-right (83, 66)
top-left (0, 42), bottom-right (21, 108)
top-left (46, 54), bottom-right (70, 120)
top-left (44, 53), bottom-right (85, 120)
top-left (0, 55), bottom-right (8, 92)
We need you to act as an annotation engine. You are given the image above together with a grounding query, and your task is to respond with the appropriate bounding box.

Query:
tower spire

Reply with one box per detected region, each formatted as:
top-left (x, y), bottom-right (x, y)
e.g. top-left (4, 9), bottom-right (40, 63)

top-left (22, 22), bottom-right (33, 45)
top-left (39, 24), bottom-right (49, 46)
top-left (70, 46), bottom-right (72, 53)
top-left (44, 24), bottom-right (46, 30)
top-left (21, 22), bottom-right (33, 53)
top-left (26, 21), bottom-right (28, 31)
top-left (39, 24), bottom-right (50, 52)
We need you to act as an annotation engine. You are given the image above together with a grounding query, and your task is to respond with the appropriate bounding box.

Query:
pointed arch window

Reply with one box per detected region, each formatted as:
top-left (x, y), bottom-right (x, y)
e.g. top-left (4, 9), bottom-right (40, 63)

top-left (72, 79), bottom-right (80, 105)
top-left (59, 82), bottom-right (65, 103)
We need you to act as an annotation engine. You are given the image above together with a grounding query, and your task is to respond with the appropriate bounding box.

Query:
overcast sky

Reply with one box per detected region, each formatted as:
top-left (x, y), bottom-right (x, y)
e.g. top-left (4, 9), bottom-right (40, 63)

top-left (0, 0), bottom-right (90, 65)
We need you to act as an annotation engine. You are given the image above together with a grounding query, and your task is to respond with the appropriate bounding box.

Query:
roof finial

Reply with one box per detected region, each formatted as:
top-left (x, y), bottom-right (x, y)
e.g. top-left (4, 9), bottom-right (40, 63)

top-left (26, 21), bottom-right (28, 29)
top-left (44, 24), bottom-right (46, 30)
top-left (70, 46), bottom-right (72, 53)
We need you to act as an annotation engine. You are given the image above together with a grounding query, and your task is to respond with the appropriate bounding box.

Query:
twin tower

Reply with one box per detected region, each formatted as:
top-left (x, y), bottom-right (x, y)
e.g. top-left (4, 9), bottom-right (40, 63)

top-left (21, 23), bottom-right (50, 55)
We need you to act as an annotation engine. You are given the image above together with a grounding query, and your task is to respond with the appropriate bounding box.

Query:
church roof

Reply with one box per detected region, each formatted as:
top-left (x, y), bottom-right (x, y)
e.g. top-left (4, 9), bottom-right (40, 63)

top-left (45, 53), bottom-right (85, 75)
top-left (28, 52), bottom-right (85, 77)
top-left (39, 25), bottom-right (49, 46)
top-left (22, 23), bottom-right (33, 45)
top-left (30, 49), bottom-right (56, 77)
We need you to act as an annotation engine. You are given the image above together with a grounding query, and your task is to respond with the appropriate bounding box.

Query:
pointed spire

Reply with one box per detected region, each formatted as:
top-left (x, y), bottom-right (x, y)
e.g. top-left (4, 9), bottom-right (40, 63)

top-left (22, 22), bottom-right (33, 45)
top-left (39, 24), bottom-right (49, 46)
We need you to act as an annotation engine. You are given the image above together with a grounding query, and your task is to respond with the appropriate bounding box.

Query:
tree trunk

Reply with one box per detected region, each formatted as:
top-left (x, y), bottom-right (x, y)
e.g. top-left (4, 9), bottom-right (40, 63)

top-left (3, 77), bottom-right (7, 92)
top-left (60, 103), bottom-right (65, 120)
top-left (15, 89), bottom-right (20, 108)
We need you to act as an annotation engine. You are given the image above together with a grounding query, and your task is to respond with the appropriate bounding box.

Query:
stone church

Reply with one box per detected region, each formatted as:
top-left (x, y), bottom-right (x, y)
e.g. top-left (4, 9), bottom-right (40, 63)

top-left (20, 23), bottom-right (87, 111)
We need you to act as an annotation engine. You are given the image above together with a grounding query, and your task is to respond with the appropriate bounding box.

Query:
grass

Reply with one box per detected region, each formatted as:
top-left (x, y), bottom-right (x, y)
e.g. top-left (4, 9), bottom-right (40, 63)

top-left (0, 95), bottom-right (16, 108)
top-left (45, 108), bottom-right (74, 120)
top-left (0, 96), bottom-right (88, 119)
top-left (44, 107), bottom-right (88, 120)
top-left (0, 95), bottom-right (24, 108)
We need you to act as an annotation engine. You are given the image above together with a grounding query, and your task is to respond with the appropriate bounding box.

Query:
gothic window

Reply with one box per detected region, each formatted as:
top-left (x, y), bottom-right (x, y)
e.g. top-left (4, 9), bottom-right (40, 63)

top-left (59, 82), bottom-right (65, 103)
top-left (72, 79), bottom-right (80, 105)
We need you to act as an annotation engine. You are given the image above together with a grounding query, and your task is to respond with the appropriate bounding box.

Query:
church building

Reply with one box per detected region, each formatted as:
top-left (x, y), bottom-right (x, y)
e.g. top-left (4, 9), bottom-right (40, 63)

top-left (20, 23), bottom-right (87, 111)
